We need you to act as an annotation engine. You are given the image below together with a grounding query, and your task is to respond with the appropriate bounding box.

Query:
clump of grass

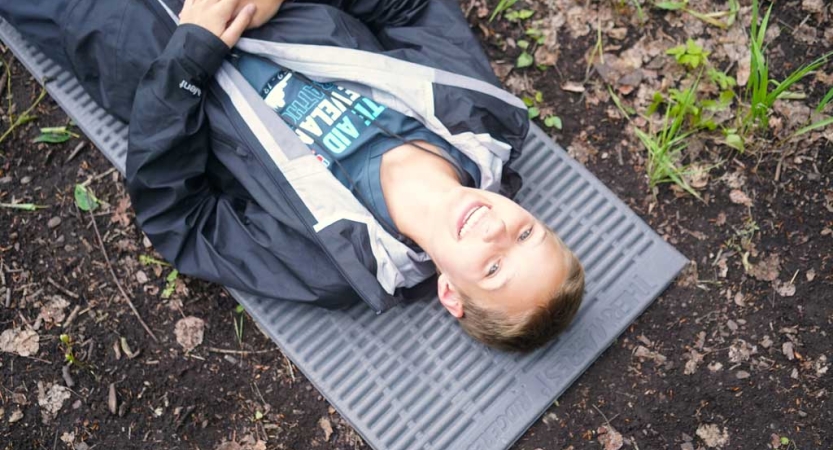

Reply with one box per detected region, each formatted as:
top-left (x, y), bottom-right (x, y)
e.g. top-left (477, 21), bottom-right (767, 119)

top-left (742, 0), bottom-right (832, 136)
top-left (634, 72), bottom-right (705, 197)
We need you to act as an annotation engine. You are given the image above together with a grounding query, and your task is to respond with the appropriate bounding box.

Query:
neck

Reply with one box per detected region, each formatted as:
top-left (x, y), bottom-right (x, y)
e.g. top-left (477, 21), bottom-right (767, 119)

top-left (380, 142), bottom-right (461, 252)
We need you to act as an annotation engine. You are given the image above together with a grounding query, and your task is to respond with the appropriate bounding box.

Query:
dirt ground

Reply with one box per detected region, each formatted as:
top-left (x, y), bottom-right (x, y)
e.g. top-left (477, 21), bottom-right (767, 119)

top-left (1, 1), bottom-right (832, 449)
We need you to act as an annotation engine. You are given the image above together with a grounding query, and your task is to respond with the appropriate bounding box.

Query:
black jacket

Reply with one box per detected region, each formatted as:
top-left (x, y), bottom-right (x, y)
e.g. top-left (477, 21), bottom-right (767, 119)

top-left (0, 0), bottom-right (530, 312)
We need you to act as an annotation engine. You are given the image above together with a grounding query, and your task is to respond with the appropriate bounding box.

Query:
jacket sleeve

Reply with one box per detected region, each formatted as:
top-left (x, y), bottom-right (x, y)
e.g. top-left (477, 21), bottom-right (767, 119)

top-left (126, 24), bottom-right (358, 308)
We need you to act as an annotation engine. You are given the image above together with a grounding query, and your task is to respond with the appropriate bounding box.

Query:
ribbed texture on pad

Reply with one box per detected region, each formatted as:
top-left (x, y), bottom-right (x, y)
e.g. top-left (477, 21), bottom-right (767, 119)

top-left (1, 19), bottom-right (687, 450)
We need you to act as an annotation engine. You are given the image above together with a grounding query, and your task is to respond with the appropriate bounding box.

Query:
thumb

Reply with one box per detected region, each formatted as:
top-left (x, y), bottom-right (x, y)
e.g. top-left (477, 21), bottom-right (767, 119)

top-left (220, 3), bottom-right (256, 48)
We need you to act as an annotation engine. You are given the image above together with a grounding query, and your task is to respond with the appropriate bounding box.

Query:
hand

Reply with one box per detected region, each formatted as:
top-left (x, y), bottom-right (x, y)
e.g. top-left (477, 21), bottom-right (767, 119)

top-left (179, 0), bottom-right (257, 48)
top-left (239, 0), bottom-right (285, 29)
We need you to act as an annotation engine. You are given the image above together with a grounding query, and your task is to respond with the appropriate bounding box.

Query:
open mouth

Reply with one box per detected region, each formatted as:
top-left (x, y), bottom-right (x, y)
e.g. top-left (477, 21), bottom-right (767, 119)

top-left (457, 203), bottom-right (490, 239)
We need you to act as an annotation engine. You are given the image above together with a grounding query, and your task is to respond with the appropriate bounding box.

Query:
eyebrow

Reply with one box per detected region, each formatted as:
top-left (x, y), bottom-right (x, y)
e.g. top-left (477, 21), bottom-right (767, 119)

top-left (487, 222), bottom-right (549, 292)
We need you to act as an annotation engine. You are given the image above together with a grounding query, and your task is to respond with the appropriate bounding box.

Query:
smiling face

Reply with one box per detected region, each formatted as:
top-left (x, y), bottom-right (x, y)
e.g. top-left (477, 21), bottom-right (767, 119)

top-left (429, 187), bottom-right (569, 319)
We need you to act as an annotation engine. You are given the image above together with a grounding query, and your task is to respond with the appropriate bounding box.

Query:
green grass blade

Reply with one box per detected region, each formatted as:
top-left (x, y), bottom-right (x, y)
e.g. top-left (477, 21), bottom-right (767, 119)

top-left (793, 116), bottom-right (833, 137)
top-left (818, 86), bottom-right (833, 113)
top-left (767, 52), bottom-right (832, 105)
top-left (489, 0), bottom-right (518, 22)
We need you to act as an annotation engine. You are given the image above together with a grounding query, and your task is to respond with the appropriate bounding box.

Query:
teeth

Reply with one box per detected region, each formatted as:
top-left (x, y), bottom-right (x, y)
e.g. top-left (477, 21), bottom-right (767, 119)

top-left (460, 206), bottom-right (488, 238)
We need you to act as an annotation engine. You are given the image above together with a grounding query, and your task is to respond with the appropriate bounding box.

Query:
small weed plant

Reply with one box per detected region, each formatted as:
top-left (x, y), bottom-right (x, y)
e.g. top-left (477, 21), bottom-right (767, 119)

top-left (743, 0), bottom-right (833, 137)
top-left (632, 0), bottom-right (832, 196)
top-left (634, 72), bottom-right (705, 197)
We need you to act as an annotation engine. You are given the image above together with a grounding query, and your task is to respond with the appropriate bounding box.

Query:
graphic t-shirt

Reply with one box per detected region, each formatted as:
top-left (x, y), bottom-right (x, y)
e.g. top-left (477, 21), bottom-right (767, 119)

top-left (232, 53), bottom-right (480, 235)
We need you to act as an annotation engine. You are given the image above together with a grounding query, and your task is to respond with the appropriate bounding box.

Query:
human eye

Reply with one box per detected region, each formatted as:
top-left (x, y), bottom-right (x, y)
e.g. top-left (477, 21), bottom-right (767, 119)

top-left (487, 261), bottom-right (500, 277)
top-left (519, 226), bottom-right (534, 242)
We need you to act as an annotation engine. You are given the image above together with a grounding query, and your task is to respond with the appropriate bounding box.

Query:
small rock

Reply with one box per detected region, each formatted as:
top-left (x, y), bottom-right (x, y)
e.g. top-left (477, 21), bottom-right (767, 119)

top-left (696, 424), bottom-right (730, 448)
top-left (0, 176), bottom-right (12, 184)
top-left (47, 217), bottom-right (62, 229)
top-left (634, 345), bottom-right (667, 364)
top-left (773, 279), bottom-right (796, 297)
top-left (597, 424), bottom-right (624, 450)
top-left (20, 176), bottom-right (32, 185)
top-left (685, 350), bottom-right (704, 375)
top-left (0, 327), bottom-right (40, 357)
top-left (318, 417), bottom-right (334, 442)
top-left (38, 383), bottom-right (71, 424)
top-left (736, 370), bottom-right (751, 379)
top-left (806, 269), bottom-right (816, 281)
top-left (8, 409), bottom-right (23, 423)
top-left (174, 316), bottom-right (205, 352)
top-left (760, 335), bottom-right (773, 349)
top-left (749, 254), bottom-right (781, 282)
top-left (729, 189), bottom-right (752, 206)
top-left (561, 81), bottom-right (586, 93)
top-left (108, 383), bottom-right (118, 415)
top-left (782, 342), bottom-right (796, 361)
top-left (708, 362), bottom-right (723, 372)
top-left (135, 270), bottom-right (149, 284)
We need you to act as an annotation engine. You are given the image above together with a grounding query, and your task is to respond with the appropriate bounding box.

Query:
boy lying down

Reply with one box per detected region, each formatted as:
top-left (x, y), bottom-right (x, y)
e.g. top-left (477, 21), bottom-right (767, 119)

top-left (4, 0), bottom-right (585, 351)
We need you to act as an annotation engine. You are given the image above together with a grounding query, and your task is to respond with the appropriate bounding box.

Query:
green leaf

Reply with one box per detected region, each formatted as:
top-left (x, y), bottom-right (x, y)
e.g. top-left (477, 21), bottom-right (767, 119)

top-left (73, 184), bottom-right (99, 212)
top-left (666, 44), bottom-right (686, 57)
top-left (140, 254), bottom-right (170, 267)
top-left (234, 304), bottom-right (245, 314)
top-left (544, 115), bottom-right (563, 130)
top-left (525, 28), bottom-right (542, 38)
top-left (516, 51), bottom-right (534, 68)
top-left (522, 96), bottom-right (535, 107)
top-left (654, 0), bottom-right (687, 10)
top-left (646, 92), bottom-right (665, 116)
top-left (33, 126), bottom-right (79, 144)
top-left (161, 269), bottom-right (179, 299)
top-left (724, 133), bottom-right (744, 152)
top-left (517, 9), bottom-right (534, 20)
top-left (667, 39), bottom-right (709, 69)
top-left (33, 133), bottom-right (71, 144)
top-left (535, 91), bottom-right (544, 103)
top-left (488, 0), bottom-right (518, 22)
top-left (708, 67), bottom-right (736, 90)
top-left (505, 10), bottom-right (520, 21)
top-left (0, 202), bottom-right (48, 211)
top-left (517, 39), bottom-right (530, 50)
top-left (528, 107), bottom-right (540, 119)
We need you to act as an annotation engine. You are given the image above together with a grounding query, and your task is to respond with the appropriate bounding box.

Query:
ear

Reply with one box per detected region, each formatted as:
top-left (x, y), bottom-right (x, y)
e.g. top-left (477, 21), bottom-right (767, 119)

top-left (437, 272), bottom-right (464, 318)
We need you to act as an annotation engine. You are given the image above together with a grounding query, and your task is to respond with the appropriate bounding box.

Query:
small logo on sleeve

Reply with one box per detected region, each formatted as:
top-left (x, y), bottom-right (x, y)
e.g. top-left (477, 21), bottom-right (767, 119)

top-left (179, 80), bottom-right (202, 97)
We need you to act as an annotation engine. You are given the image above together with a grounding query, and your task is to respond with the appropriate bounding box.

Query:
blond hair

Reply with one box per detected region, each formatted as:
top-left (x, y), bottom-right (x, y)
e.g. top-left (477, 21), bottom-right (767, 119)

top-left (458, 234), bottom-right (585, 352)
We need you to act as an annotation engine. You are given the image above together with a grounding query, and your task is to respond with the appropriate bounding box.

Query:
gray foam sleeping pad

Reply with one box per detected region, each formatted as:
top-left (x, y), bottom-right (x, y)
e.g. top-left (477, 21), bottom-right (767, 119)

top-left (1, 18), bottom-right (688, 450)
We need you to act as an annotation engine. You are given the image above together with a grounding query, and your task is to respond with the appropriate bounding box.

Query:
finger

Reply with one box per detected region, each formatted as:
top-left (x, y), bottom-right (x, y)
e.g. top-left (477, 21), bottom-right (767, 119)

top-left (220, 3), bottom-right (256, 47)
top-left (216, 0), bottom-right (242, 15)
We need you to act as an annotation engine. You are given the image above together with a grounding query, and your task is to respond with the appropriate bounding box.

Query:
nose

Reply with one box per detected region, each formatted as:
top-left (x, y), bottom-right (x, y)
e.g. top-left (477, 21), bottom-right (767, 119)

top-left (481, 214), bottom-right (507, 243)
